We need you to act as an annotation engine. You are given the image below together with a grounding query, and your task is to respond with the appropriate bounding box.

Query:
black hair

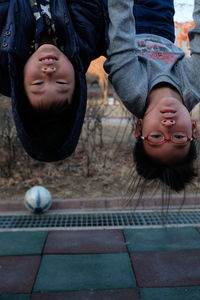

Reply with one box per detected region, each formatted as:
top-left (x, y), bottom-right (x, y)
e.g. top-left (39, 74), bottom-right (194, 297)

top-left (133, 138), bottom-right (198, 191)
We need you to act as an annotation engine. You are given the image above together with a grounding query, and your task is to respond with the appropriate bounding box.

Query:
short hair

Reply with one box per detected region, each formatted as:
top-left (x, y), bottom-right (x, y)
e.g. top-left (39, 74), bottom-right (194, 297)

top-left (133, 138), bottom-right (198, 191)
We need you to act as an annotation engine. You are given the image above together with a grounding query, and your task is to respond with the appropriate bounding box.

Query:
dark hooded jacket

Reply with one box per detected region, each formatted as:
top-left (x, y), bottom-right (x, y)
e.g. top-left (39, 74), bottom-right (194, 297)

top-left (0, 0), bottom-right (108, 162)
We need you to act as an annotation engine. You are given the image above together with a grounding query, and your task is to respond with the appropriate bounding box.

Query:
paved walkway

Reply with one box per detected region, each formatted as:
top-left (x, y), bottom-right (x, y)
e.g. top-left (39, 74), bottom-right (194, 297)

top-left (1, 226), bottom-right (200, 299)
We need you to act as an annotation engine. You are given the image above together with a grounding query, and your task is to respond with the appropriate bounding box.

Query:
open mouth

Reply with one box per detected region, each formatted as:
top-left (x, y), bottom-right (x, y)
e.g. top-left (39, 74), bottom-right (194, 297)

top-left (160, 109), bottom-right (176, 114)
top-left (39, 55), bottom-right (58, 62)
top-left (160, 109), bottom-right (176, 118)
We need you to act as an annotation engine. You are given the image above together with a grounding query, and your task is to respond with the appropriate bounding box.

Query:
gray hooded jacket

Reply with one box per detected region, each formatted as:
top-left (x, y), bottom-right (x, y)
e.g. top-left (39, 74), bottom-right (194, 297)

top-left (104, 0), bottom-right (200, 118)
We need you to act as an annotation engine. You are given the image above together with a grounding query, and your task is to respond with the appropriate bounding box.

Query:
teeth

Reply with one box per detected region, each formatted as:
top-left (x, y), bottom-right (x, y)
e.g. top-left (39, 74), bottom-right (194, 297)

top-left (39, 57), bottom-right (58, 62)
top-left (42, 59), bottom-right (54, 62)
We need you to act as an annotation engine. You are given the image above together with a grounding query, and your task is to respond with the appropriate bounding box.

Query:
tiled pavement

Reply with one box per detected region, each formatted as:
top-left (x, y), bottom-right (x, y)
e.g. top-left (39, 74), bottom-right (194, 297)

top-left (1, 227), bottom-right (200, 299)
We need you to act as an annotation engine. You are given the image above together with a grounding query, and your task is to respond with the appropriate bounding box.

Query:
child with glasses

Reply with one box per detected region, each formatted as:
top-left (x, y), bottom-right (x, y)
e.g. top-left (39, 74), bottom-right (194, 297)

top-left (104, 0), bottom-right (199, 191)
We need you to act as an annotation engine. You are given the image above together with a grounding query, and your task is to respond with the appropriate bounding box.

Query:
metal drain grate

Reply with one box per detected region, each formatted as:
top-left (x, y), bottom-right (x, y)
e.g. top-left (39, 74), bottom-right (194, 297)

top-left (1, 211), bottom-right (200, 230)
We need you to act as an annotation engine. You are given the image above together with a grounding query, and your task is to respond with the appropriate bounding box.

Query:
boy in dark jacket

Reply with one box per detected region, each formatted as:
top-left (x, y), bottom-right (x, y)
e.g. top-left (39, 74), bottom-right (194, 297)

top-left (0, 0), bottom-right (108, 162)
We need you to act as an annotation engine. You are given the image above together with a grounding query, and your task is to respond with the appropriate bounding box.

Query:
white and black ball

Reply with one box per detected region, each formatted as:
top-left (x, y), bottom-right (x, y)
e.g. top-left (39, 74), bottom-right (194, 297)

top-left (24, 186), bottom-right (52, 213)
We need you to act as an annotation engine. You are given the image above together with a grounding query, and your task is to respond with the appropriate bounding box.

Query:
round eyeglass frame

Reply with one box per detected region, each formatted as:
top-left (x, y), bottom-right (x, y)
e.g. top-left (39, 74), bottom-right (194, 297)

top-left (140, 132), bottom-right (193, 145)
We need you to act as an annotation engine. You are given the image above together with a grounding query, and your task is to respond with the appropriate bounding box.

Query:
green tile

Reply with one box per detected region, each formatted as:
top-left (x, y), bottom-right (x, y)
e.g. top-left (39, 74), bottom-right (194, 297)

top-left (0, 295), bottom-right (30, 300)
top-left (124, 227), bottom-right (200, 252)
top-left (141, 287), bottom-right (200, 300)
top-left (34, 253), bottom-right (136, 292)
top-left (0, 231), bottom-right (48, 256)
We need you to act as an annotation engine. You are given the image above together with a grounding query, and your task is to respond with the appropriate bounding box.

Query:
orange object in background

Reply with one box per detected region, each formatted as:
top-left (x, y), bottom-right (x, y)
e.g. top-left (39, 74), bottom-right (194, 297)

top-left (175, 21), bottom-right (195, 55)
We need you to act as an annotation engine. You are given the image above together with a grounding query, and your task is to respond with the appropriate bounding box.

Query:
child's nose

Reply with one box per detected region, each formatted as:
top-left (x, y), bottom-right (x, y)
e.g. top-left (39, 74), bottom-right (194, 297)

top-left (41, 66), bottom-right (56, 73)
top-left (161, 119), bottom-right (175, 127)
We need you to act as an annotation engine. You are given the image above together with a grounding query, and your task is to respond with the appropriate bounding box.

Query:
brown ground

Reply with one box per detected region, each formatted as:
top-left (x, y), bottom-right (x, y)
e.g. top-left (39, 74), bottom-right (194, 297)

top-left (0, 115), bottom-right (134, 201)
top-left (0, 148), bottom-right (133, 201)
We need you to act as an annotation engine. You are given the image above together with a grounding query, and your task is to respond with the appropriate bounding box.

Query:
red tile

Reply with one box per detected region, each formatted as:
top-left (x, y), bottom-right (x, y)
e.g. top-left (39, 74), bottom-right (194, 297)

top-left (131, 250), bottom-right (200, 287)
top-left (31, 289), bottom-right (139, 300)
top-left (44, 230), bottom-right (126, 254)
top-left (51, 201), bottom-right (82, 210)
top-left (0, 256), bottom-right (41, 293)
top-left (0, 202), bottom-right (26, 211)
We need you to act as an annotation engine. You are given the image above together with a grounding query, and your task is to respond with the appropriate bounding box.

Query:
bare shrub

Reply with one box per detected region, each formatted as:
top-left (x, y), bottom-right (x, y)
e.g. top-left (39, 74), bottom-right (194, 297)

top-left (79, 103), bottom-right (105, 176)
top-left (0, 92), bottom-right (134, 199)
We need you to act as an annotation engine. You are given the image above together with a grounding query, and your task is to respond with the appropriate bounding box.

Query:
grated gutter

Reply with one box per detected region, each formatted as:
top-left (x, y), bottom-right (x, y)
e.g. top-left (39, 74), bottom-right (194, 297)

top-left (1, 210), bottom-right (200, 230)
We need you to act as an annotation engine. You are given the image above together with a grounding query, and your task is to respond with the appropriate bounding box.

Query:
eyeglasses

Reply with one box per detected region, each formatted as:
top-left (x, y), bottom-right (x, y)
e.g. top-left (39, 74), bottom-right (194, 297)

top-left (140, 132), bottom-right (193, 145)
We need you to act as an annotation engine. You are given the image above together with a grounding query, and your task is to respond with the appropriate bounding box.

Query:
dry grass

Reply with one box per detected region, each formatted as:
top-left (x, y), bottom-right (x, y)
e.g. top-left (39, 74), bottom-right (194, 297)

top-left (0, 98), bottom-right (135, 201)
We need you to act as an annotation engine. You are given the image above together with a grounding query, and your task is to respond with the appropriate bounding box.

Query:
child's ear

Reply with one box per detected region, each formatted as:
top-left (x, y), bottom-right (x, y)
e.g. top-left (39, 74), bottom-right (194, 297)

top-left (192, 120), bottom-right (198, 138)
top-left (134, 119), bottom-right (143, 137)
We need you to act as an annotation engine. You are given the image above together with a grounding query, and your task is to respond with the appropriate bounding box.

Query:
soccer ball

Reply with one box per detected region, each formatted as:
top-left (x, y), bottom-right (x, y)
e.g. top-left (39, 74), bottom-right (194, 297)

top-left (24, 186), bottom-right (52, 213)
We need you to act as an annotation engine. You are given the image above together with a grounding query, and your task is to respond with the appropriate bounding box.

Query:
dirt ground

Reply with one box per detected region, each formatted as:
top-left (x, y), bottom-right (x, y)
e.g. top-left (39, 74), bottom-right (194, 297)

top-left (0, 117), bottom-right (134, 201)
top-left (0, 149), bottom-right (133, 201)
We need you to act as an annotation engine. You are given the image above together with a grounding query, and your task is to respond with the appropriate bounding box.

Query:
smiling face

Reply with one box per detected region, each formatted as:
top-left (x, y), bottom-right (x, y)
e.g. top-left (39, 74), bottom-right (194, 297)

top-left (134, 87), bottom-right (198, 164)
top-left (23, 44), bottom-right (75, 110)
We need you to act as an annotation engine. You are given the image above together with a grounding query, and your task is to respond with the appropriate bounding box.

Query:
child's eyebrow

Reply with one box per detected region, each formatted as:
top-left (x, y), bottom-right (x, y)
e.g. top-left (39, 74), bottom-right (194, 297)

top-left (30, 90), bottom-right (44, 95)
top-left (144, 143), bottom-right (189, 149)
top-left (56, 88), bottom-right (69, 94)
top-left (174, 144), bottom-right (189, 149)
